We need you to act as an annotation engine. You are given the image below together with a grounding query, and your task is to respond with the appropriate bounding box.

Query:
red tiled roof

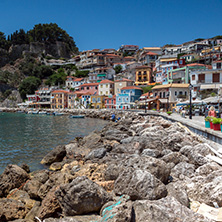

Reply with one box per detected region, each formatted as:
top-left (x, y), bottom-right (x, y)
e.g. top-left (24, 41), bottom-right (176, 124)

top-left (121, 86), bottom-right (143, 91)
top-left (145, 52), bottom-right (158, 56)
top-left (99, 80), bottom-right (114, 84)
top-left (135, 65), bottom-right (152, 69)
top-left (74, 78), bottom-right (84, 82)
top-left (73, 89), bottom-right (97, 95)
top-left (81, 83), bottom-right (99, 87)
top-left (52, 90), bottom-right (69, 94)
top-left (186, 63), bottom-right (205, 67)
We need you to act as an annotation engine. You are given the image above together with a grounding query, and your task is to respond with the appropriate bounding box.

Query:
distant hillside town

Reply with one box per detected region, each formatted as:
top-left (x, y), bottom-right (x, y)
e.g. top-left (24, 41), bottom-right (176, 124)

top-left (8, 35), bottom-right (222, 111)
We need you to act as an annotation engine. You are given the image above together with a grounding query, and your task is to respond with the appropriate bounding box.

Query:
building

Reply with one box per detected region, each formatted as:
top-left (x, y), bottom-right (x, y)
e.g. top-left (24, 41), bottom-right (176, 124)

top-left (66, 76), bottom-right (85, 89)
top-left (180, 53), bottom-right (200, 63)
top-left (98, 80), bottom-right (114, 96)
top-left (114, 78), bottom-right (134, 95)
top-left (152, 84), bottom-right (189, 110)
top-left (116, 86), bottom-right (143, 109)
top-left (139, 51), bottom-right (158, 67)
top-left (119, 45), bottom-right (139, 55)
top-left (80, 83), bottom-right (99, 91)
top-left (51, 90), bottom-right (69, 109)
top-left (88, 67), bottom-right (115, 83)
top-left (190, 62), bottom-right (222, 98)
top-left (105, 95), bottom-right (116, 109)
top-left (91, 95), bottom-right (106, 109)
top-left (67, 92), bottom-right (78, 109)
top-left (135, 66), bottom-right (153, 86)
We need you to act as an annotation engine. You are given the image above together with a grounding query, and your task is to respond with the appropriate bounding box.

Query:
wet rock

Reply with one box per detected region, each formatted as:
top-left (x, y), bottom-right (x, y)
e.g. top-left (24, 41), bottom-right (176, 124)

top-left (0, 164), bottom-right (30, 197)
top-left (55, 176), bottom-right (111, 216)
top-left (133, 196), bottom-right (212, 222)
top-left (41, 145), bottom-right (66, 165)
top-left (0, 199), bottom-right (26, 221)
top-left (171, 162), bottom-right (195, 179)
top-left (85, 148), bottom-right (107, 160)
top-left (20, 164), bottom-right (30, 173)
top-left (37, 186), bottom-right (62, 220)
top-left (114, 168), bottom-right (167, 200)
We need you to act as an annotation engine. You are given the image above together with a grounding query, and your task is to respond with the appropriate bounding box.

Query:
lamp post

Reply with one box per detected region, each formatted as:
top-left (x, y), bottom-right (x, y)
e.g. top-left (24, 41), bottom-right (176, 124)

top-left (189, 84), bottom-right (193, 119)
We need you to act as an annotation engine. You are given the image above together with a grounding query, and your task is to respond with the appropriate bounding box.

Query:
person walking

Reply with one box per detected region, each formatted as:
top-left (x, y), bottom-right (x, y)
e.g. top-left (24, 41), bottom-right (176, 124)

top-left (208, 106), bottom-right (216, 117)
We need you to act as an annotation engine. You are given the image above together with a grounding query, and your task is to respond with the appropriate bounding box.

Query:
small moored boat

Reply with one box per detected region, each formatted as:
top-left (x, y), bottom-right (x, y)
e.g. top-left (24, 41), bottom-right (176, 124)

top-left (69, 115), bottom-right (85, 118)
top-left (53, 112), bottom-right (64, 116)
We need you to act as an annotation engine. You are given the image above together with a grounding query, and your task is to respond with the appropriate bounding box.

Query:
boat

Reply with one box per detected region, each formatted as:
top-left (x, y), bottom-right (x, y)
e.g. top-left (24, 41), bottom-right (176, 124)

top-left (32, 110), bottom-right (39, 114)
top-left (38, 111), bottom-right (47, 115)
top-left (53, 112), bottom-right (64, 116)
top-left (69, 115), bottom-right (85, 118)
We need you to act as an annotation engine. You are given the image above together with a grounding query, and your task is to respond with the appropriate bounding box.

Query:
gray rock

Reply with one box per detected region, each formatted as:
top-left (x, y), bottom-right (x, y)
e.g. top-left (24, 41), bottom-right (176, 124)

top-left (166, 181), bottom-right (190, 207)
top-left (171, 162), bottom-right (196, 179)
top-left (25, 201), bottom-right (41, 220)
top-left (55, 176), bottom-right (111, 216)
top-left (32, 170), bottom-right (49, 184)
top-left (161, 152), bottom-right (189, 164)
top-left (0, 164), bottom-right (30, 198)
top-left (85, 148), bottom-right (107, 160)
top-left (195, 162), bottom-right (222, 176)
top-left (41, 145), bottom-right (66, 165)
top-left (114, 168), bottom-right (167, 200)
top-left (180, 145), bottom-right (208, 167)
top-left (133, 196), bottom-right (212, 222)
top-left (23, 179), bottom-right (42, 199)
top-left (141, 149), bottom-right (161, 158)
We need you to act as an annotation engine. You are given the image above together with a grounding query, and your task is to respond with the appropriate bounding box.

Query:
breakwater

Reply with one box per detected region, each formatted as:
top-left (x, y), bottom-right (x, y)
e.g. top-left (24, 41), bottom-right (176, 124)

top-left (0, 109), bottom-right (219, 221)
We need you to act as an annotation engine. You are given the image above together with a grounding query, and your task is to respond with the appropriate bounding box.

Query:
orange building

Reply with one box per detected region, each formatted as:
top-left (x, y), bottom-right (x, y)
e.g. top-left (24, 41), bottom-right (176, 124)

top-left (51, 90), bottom-right (69, 109)
top-left (135, 66), bottom-right (153, 86)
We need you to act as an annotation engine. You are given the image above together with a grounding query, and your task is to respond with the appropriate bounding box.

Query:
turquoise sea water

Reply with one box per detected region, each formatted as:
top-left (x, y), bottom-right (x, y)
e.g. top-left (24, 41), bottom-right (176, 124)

top-left (0, 112), bottom-right (107, 174)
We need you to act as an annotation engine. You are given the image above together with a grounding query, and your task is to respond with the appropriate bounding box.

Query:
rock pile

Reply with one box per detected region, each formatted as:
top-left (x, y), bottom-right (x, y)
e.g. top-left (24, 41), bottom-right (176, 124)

top-left (0, 112), bottom-right (219, 221)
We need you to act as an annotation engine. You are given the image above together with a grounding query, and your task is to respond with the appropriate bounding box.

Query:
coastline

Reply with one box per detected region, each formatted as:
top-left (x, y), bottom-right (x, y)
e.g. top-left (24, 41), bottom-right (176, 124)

top-left (0, 109), bottom-right (220, 221)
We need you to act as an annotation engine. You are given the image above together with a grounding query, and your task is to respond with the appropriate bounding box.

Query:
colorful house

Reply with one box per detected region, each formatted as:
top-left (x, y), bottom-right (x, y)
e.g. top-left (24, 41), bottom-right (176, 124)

top-left (135, 66), bottom-right (153, 86)
top-left (91, 95), bottom-right (106, 109)
top-left (98, 80), bottom-right (114, 96)
top-left (116, 86), bottom-right (143, 109)
top-left (105, 95), bottom-right (116, 109)
top-left (51, 90), bottom-right (69, 109)
top-left (114, 78), bottom-right (134, 95)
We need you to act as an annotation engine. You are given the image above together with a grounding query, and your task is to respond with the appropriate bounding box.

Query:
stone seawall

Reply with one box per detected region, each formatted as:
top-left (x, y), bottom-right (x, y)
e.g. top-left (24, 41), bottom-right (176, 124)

top-left (0, 108), bottom-right (219, 221)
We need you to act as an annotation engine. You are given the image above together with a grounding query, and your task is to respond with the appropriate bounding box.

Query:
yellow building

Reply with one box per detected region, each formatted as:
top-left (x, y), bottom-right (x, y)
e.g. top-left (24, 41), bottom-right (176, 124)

top-left (51, 90), bottom-right (69, 109)
top-left (135, 66), bottom-right (152, 86)
top-left (91, 95), bottom-right (106, 109)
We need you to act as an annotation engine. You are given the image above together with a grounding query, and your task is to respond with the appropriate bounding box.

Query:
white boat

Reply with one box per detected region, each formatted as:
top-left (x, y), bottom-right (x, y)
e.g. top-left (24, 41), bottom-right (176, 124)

top-left (38, 111), bottom-right (47, 115)
top-left (53, 112), bottom-right (64, 116)
top-left (32, 110), bottom-right (39, 114)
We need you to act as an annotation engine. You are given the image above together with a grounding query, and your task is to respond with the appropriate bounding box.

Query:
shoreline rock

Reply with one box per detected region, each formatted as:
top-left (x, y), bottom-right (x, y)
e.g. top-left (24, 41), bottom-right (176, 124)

top-left (0, 110), bottom-right (219, 221)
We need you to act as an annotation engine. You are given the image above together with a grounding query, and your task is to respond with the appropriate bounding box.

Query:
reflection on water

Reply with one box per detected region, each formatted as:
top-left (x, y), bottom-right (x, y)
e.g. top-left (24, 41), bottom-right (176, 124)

top-left (0, 112), bottom-right (107, 174)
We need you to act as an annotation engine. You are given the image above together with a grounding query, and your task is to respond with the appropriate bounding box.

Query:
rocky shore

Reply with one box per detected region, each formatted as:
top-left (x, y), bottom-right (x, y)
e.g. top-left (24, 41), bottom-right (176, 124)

top-left (0, 110), bottom-right (221, 221)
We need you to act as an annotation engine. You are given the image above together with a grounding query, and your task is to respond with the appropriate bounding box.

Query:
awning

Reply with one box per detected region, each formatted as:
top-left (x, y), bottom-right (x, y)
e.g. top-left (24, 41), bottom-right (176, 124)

top-left (200, 84), bottom-right (221, 90)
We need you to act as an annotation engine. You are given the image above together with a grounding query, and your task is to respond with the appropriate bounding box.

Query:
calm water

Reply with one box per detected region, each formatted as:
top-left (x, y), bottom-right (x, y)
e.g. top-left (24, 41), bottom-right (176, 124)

top-left (0, 112), bottom-right (107, 174)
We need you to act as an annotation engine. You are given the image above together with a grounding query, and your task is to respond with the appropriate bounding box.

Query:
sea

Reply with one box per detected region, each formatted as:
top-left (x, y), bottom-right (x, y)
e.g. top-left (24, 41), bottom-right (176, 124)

top-left (0, 112), bottom-right (107, 174)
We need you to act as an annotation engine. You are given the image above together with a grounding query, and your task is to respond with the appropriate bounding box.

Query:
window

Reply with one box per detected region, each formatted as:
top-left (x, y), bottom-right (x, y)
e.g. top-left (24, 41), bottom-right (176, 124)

top-left (179, 60), bottom-right (183, 64)
top-left (159, 92), bottom-right (162, 98)
top-left (163, 92), bottom-right (165, 98)
top-left (126, 97), bottom-right (129, 101)
top-left (217, 63), bottom-right (221, 69)
top-left (144, 71), bottom-right (147, 75)
top-left (175, 91), bottom-right (177, 96)
top-left (198, 74), bottom-right (205, 83)
top-left (106, 84), bottom-right (108, 88)
top-left (100, 85), bottom-right (103, 88)
top-left (185, 91), bottom-right (187, 96)
top-left (118, 98), bottom-right (121, 101)
top-left (106, 91), bottom-right (108, 95)
top-left (123, 91), bottom-right (126, 93)
top-left (179, 91), bottom-right (183, 95)
top-left (192, 75), bottom-right (195, 80)
top-left (213, 73), bottom-right (220, 83)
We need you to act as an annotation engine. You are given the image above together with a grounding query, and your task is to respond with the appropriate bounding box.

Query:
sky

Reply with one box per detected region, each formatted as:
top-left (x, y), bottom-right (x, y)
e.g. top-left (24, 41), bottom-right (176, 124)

top-left (0, 0), bottom-right (222, 51)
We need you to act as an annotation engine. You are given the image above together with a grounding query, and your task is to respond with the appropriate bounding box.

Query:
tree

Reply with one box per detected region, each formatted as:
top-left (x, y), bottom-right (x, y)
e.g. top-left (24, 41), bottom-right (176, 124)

top-left (19, 76), bottom-right (41, 100)
top-left (75, 70), bottom-right (89, 78)
top-left (114, 65), bottom-right (123, 74)
top-left (45, 68), bottom-right (67, 86)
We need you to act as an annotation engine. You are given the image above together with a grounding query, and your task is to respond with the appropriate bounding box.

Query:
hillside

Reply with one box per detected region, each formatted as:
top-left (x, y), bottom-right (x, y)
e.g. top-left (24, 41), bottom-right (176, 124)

top-left (0, 23), bottom-right (79, 106)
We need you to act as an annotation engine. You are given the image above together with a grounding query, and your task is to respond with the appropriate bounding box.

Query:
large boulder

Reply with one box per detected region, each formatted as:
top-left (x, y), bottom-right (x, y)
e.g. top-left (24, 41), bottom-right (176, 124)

top-left (0, 199), bottom-right (26, 221)
top-left (41, 145), bottom-right (66, 165)
top-left (85, 147), bottom-right (107, 160)
top-left (106, 155), bottom-right (170, 183)
top-left (23, 179), bottom-right (42, 199)
top-left (37, 186), bottom-right (61, 220)
top-left (100, 196), bottom-right (133, 222)
top-left (133, 196), bottom-right (212, 222)
top-left (114, 168), bottom-right (167, 201)
top-left (187, 170), bottom-right (222, 207)
top-left (55, 176), bottom-right (111, 216)
top-left (0, 164), bottom-right (30, 197)
top-left (171, 162), bottom-right (196, 179)
top-left (82, 132), bottom-right (101, 149)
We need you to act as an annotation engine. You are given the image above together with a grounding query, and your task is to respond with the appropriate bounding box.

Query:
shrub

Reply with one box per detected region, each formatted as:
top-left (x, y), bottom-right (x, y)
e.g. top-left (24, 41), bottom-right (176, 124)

top-left (167, 111), bottom-right (172, 115)
top-left (212, 117), bottom-right (222, 124)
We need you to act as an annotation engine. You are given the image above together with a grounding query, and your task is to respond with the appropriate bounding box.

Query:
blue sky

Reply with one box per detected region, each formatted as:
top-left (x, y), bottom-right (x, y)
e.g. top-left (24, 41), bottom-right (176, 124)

top-left (0, 0), bottom-right (222, 51)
